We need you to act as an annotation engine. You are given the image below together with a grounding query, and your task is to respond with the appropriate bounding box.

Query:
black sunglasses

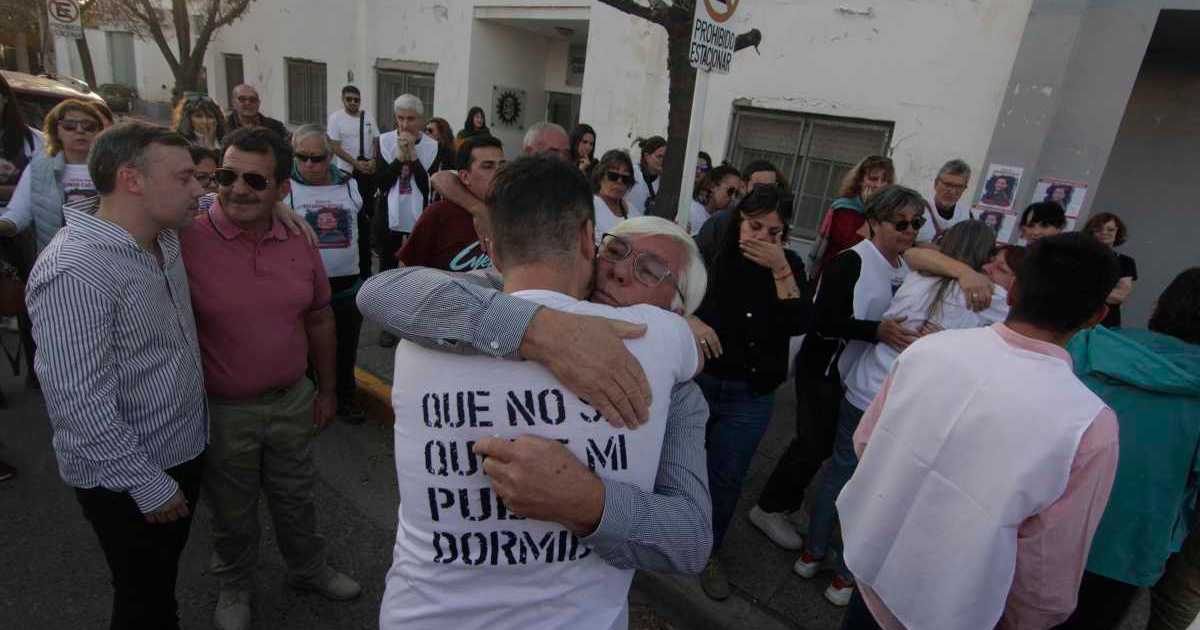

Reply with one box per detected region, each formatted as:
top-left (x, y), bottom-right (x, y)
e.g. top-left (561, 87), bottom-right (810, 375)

top-left (59, 119), bottom-right (100, 133)
top-left (343, 96), bottom-right (360, 103)
top-left (295, 153), bottom-right (328, 163)
top-left (214, 168), bottom-right (272, 191)
top-left (886, 216), bottom-right (927, 232)
top-left (605, 171), bottom-right (635, 186)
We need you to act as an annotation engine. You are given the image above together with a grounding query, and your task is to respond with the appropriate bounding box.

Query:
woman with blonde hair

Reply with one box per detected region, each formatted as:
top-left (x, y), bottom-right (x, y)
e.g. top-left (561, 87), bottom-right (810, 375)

top-left (810, 154), bottom-right (895, 280)
top-left (0, 99), bottom-right (104, 249)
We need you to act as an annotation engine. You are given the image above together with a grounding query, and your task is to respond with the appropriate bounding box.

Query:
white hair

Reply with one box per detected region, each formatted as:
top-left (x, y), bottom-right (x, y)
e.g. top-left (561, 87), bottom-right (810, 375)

top-left (393, 93), bottom-right (424, 115)
top-left (523, 121), bottom-right (567, 150)
top-left (291, 124), bottom-right (331, 153)
top-left (609, 216), bottom-right (708, 315)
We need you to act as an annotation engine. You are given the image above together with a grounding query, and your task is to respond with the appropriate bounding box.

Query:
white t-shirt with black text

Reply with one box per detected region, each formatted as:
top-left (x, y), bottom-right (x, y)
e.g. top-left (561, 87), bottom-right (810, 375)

top-left (61, 164), bottom-right (96, 206)
top-left (381, 290), bottom-right (699, 630)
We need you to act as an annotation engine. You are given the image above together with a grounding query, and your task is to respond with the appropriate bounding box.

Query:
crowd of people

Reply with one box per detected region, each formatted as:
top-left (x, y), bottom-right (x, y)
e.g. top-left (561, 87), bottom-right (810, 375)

top-left (0, 71), bottom-right (1198, 630)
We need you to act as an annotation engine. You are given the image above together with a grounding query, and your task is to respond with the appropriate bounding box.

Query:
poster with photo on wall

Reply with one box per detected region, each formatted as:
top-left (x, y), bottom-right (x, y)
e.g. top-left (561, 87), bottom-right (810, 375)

top-left (1032, 176), bottom-right (1088, 218)
top-left (977, 164), bottom-right (1024, 211)
top-left (975, 206), bottom-right (1018, 243)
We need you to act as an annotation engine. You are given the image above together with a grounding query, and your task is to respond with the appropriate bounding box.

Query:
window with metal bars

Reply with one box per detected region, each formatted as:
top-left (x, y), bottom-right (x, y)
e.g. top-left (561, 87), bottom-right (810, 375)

top-left (375, 69), bottom-right (435, 132)
top-left (725, 106), bottom-right (893, 240)
top-left (285, 58), bottom-right (327, 126)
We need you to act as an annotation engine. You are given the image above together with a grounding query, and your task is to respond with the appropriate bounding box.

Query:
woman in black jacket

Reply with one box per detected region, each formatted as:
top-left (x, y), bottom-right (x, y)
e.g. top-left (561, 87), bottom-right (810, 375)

top-left (690, 184), bottom-right (813, 599)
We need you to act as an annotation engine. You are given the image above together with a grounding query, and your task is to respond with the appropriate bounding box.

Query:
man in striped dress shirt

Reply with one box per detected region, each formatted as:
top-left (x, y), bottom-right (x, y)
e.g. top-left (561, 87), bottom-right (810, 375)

top-left (26, 122), bottom-right (209, 630)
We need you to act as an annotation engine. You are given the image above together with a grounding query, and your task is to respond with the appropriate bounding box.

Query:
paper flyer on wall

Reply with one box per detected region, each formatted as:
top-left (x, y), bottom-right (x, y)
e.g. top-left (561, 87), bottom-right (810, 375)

top-left (1031, 177), bottom-right (1088, 218)
top-left (977, 164), bottom-right (1024, 211)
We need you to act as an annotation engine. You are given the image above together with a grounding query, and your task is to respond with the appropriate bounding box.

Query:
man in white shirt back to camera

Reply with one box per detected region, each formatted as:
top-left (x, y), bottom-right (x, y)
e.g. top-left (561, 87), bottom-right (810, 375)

top-left (326, 85), bottom-right (378, 279)
top-left (917, 158), bottom-right (974, 243)
top-left (381, 154), bottom-right (701, 630)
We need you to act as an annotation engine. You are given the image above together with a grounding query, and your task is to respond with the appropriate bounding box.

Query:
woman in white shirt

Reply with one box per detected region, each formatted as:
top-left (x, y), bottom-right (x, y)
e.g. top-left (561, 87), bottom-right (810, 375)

top-left (289, 124), bottom-right (366, 423)
top-left (841, 220), bottom-right (1022, 415)
top-left (591, 149), bottom-right (635, 245)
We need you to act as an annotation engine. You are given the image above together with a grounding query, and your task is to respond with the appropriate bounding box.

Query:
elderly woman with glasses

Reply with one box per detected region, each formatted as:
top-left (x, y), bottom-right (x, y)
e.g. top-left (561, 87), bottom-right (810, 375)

top-left (287, 124), bottom-right (366, 423)
top-left (591, 149), bottom-right (636, 244)
top-left (689, 184), bottom-right (814, 600)
top-left (172, 94), bottom-right (226, 150)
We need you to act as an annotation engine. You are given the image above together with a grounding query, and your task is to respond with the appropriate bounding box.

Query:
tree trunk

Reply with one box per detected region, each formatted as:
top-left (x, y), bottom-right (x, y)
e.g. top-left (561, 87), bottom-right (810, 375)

top-left (648, 15), bottom-right (698, 219)
top-left (74, 36), bottom-right (98, 89)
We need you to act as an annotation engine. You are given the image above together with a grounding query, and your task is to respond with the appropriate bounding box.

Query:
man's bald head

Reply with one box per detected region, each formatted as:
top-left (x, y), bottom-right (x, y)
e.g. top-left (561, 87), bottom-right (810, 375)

top-left (523, 122), bottom-right (570, 161)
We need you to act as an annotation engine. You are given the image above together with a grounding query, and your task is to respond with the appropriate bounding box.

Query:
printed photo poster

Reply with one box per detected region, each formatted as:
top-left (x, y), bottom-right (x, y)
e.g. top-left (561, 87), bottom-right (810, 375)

top-left (1032, 177), bottom-right (1088, 218)
top-left (303, 204), bottom-right (353, 249)
top-left (975, 205), bottom-right (1018, 243)
top-left (977, 164), bottom-right (1024, 212)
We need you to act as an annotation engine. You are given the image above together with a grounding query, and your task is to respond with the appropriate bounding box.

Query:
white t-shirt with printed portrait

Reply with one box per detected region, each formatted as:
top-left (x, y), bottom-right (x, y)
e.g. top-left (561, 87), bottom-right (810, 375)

top-left (288, 179), bottom-right (362, 278)
top-left (61, 164), bottom-right (96, 207)
top-left (381, 290), bottom-right (699, 630)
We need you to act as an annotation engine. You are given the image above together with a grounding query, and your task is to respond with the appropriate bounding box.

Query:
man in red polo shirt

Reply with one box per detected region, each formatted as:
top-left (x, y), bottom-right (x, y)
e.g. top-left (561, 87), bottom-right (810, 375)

top-left (180, 127), bottom-right (360, 630)
top-left (398, 134), bottom-right (503, 272)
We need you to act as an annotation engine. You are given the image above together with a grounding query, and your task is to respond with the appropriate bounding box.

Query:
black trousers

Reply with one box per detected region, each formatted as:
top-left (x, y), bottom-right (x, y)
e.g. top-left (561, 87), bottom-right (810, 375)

top-left (352, 170), bottom-right (376, 279)
top-left (370, 206), bottom-right (407, 273)
top-left (74, 455), bottom-right (204, 630)
top-left (756, 359), bottom-right (844, 513)
top-left (329, 276), bottom-right (363, 408)
top-left (1055, 571), bottom-right (1140, 630)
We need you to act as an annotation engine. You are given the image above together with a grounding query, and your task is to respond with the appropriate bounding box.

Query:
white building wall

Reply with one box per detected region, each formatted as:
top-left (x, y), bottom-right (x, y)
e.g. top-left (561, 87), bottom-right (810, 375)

top-left (582, 0), bottom-right (1034, 191)
top-left (53, 0), bottom-right (1034, 201)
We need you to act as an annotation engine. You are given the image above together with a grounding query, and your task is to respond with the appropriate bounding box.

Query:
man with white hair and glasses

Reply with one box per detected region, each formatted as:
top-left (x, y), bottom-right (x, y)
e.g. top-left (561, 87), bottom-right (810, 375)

top-left (371, 93), bottom-right (453, 346)
top-left (361, 155), bottom-right (710, 629)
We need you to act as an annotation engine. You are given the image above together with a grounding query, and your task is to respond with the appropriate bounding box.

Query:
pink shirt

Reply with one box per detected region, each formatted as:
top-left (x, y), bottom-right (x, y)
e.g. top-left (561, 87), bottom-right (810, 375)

top-left (854, 323), bottom-right (1119, 630)
top-left (181, 200), bottom-right (331, 400)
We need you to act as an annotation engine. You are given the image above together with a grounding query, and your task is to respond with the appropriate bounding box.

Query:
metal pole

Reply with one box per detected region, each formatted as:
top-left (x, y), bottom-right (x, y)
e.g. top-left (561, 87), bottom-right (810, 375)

top-left (676, 68), bottom-right (710, 228)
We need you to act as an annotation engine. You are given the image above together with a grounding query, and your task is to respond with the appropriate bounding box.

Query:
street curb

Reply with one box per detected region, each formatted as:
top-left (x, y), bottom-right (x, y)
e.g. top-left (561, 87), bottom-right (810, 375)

top-left (354, 366), bottom-right (394, 425)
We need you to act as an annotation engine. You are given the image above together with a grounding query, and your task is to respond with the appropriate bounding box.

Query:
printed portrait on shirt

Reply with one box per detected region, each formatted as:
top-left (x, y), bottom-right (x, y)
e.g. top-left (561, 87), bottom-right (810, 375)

top-left (397, 163), bottom-right (413, 195)
top-left (305, 205), bottom-right (352, 249)
top-left (63, 186), bottom-right (98, 206)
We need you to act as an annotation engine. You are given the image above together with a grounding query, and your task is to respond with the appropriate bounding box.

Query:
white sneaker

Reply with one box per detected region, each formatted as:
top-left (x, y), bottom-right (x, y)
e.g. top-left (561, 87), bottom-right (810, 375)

top-left (749, 505), bottom-right (804, 550)
top-left (213, 590), bottom-right (251, 630)
top-left (792, 551), bottom-right (823, 578)
top-left (824, 575), bottom-right (855, 607)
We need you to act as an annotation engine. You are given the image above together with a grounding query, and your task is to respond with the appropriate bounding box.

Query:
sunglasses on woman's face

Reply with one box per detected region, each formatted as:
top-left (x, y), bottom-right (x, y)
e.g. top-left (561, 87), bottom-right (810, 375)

top-left (886, 217), bottom-right (926, 232)
top-left (605, 171), bottom-right (635, 186)
top-left (59, 119), bottom-right (100, 133)
top-left (214, 168), bottom-right (272, 191)
top-left (295, 153), bottom-right (328, 163)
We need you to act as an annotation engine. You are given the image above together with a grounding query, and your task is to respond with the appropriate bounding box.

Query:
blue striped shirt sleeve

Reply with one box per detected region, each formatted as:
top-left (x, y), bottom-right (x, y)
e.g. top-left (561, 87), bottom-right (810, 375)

top-left (581, 381), bottom-right (714, 574)
top-left (357, 267), bottom-right (537, 359)
top-left (29, 272), bottom-right (179, 513)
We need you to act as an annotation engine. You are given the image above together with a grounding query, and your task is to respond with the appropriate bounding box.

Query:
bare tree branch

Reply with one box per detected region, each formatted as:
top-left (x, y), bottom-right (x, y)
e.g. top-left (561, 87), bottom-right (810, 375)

top-left (132, 0), bottom-right (181, 74)
top-left (172, 0), bottom-right (191, 67)
top-left (596, 0), bottom-right (665, 26)
top-left (212, 0), bottom-right (253, 29)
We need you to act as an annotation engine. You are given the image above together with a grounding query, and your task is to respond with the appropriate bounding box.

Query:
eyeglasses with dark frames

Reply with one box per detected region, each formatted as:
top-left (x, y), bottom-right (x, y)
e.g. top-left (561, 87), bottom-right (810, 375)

top-left (214, 168), bottom-right (271, 191)
top-left (598, 233), bottom-right (686, 306)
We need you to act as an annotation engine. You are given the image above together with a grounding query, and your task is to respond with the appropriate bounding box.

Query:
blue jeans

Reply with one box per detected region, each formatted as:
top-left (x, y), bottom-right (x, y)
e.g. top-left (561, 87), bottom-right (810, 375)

top-left (805, 396), bottom-right (865, 580)
top-left (698, 373), bottom-right (777, 551)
